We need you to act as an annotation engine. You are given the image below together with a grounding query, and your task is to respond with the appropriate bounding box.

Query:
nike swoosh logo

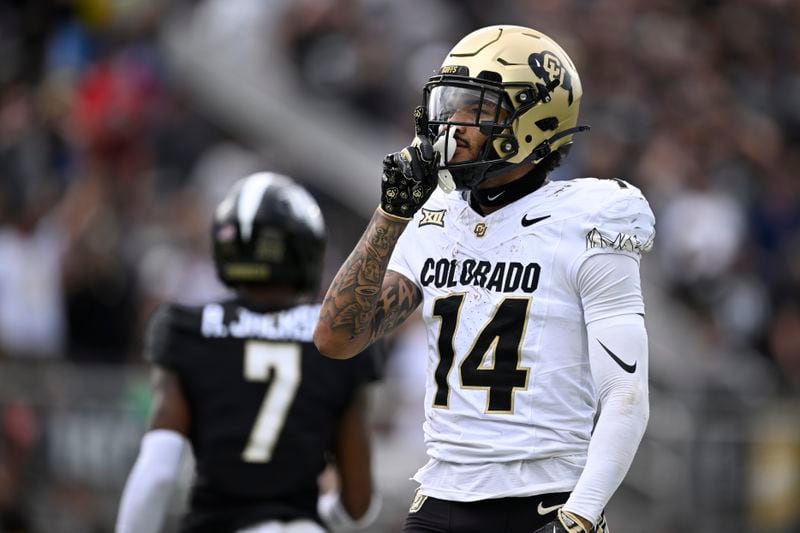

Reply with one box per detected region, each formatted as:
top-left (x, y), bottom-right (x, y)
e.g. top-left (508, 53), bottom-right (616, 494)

top-left (521, 214), bottom-right (551, 227)
top-left (537, 502), bottom-right (564, 516)
top-left (487, 191), bottom-right (505, 201)
top-left (598, 340), bottom-right (637, 373)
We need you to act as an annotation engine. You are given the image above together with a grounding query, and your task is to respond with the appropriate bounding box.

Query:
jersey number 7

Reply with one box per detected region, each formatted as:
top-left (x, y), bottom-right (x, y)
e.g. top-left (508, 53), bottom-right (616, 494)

top-left (432, 295), bottom-right (530, 413)
top-left (241, 341), bottom-right (301, 463)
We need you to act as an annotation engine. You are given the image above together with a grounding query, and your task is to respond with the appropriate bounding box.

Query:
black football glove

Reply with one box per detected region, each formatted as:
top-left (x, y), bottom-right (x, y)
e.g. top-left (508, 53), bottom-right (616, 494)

top-left (533, 509), bottom-right (607, 533)
top-left (379, 106), bottom-right (438, 220)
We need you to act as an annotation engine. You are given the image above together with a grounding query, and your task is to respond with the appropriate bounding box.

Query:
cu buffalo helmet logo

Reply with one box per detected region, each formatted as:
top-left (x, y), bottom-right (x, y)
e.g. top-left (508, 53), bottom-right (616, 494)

top-left (528, 51), bottom-right (574, 105)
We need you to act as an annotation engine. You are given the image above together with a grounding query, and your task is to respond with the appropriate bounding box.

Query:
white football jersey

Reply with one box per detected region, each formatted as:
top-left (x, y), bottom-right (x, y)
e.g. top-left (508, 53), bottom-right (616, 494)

top-left (387, 177), bottom-right (655, 500)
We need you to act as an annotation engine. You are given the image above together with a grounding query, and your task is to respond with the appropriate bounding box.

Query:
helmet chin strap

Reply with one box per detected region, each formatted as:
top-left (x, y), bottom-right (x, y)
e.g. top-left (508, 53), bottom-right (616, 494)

top-left (524, 125), bottom-right (591, 164)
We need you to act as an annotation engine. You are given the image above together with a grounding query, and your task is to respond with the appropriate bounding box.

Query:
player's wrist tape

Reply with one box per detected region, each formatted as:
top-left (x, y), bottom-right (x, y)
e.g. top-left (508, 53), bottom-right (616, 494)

top-left (378, 205), bottom-right (413, 222)
top-left (559, 509), bottom-right (592, 532)
top-left (318, 491), bottom-right (382, 531)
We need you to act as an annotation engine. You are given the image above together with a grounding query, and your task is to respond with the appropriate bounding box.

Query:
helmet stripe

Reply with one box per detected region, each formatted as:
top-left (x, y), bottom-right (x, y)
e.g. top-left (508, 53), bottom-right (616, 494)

top-left (237, 172), bottom-right (275, 241)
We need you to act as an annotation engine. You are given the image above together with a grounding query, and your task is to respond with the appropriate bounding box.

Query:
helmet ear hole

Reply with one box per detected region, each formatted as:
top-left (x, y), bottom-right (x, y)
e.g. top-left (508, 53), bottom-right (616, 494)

top-left (535, 117), bottom-right (559, 132)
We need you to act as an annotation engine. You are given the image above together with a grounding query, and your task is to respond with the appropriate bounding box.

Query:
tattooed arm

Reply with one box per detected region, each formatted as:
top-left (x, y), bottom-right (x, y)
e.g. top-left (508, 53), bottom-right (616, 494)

top-left (314, 209), bottom-right (422, 359)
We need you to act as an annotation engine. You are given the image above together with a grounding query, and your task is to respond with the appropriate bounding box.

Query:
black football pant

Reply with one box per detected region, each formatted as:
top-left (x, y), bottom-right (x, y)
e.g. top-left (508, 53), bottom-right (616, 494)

top-left (402, 491), bottom-right (575, 533)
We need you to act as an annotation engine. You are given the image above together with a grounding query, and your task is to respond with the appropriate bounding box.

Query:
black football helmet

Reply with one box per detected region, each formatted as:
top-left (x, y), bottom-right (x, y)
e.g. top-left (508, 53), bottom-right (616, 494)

top-left (212, 172), bottom-right (325, 292)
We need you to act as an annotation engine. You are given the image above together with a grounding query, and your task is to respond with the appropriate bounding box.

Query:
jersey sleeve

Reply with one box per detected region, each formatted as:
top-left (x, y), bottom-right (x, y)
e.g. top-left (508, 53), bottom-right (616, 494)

top-left (577, 254), bottom-right (645, 323)
top-left (143, 304), bottom-right (182, 369)
top-left (570, 181), bottom-right (656, 282)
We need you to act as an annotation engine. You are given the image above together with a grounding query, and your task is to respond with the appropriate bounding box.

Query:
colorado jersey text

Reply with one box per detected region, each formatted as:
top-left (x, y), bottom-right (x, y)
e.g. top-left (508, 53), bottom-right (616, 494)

top-left (387, 178), bottom-right (655, 497)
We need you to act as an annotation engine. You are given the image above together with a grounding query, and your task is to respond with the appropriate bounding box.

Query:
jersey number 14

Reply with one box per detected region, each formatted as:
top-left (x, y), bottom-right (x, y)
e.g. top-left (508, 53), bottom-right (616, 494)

top-left (432, 295), bottom-right (530, 414)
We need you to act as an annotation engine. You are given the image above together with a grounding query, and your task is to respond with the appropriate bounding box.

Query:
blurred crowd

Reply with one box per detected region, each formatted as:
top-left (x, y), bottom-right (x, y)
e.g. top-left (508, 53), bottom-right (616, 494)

top-left (0, 0), bottom-right (254, 529)
top-left (0, 0), bottom-right (226, 365)
top-left (0, 0), bottom-right (798, 531)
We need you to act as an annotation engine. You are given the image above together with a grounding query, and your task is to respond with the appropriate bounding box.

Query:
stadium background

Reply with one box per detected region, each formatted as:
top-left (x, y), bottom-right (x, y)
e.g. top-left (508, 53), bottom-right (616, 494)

top-left (0, 0), bottom-right (798, 531)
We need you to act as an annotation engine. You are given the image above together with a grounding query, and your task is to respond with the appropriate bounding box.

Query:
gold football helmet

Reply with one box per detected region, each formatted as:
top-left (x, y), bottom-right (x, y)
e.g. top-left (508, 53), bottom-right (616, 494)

top-left (424, 25), bottom-right (588, 191)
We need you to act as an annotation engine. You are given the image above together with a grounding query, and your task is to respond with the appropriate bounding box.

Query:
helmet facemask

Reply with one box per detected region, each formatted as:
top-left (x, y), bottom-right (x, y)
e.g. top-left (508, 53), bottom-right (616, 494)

top-left (424, 77), bottom-right (518, 191)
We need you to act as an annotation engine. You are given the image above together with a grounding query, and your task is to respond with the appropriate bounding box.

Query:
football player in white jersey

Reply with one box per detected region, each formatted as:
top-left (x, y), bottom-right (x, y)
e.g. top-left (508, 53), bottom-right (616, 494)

top-left (314, 25), bottom-right (654, 533)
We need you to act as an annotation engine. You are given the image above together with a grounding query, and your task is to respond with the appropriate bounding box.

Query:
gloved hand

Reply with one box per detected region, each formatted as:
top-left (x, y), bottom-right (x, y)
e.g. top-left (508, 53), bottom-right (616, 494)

top-left (533, 509), bottom-right (607, 533)
top-left (379, 106), bottom-right (438, 220)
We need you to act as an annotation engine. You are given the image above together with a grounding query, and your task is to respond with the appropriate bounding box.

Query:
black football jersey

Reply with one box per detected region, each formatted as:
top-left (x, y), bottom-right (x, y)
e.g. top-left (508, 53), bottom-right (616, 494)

top-left (144, 298), bottom-right (380, 533)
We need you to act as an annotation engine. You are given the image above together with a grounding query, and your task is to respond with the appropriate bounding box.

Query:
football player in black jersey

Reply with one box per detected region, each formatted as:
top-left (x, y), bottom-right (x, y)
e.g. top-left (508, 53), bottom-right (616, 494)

top-left (116, 172), bottom-right (381, 533)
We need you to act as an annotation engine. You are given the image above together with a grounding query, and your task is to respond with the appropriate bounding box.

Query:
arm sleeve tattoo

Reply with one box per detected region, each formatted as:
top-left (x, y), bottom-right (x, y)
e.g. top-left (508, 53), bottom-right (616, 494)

top-left (319, 209), bottom-right (421, 350)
